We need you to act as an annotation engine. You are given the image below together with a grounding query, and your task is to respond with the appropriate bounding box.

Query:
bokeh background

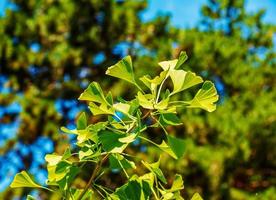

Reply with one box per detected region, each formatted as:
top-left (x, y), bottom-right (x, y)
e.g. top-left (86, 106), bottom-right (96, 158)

top-left (0, 0), bottom-right (275, 199)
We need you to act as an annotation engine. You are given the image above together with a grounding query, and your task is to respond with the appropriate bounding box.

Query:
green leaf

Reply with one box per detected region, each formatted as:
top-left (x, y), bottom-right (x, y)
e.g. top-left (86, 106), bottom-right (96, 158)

top-left (45, 154), bottom-right (63, 166)
top-left (155, 97), bottom-right (169, 110)
top-left (139, 71), bottom-right (168, 93)
top-left (159, 113), bottom-right (182, 126)
top-left (10, 171), bottom-right (43, 189)
top-left (118, 133), bottom-right (137, 143)
top-left (27, 195), bottom-right (36, 200)
top-left (167, 135), bottom-right (186, 159)
top-left (109, 154), bottom-right (136, 170)
top-left (187, 81), bottom-right (219, 112)
top-left (139, 75), bottom-right (152, 90)
top-left (110, 178), bottom-right (151, 200)
top-left (113, 102), bottom-right (131, 115)
top-left (78, 82), bottom-right (107, 104)
top-left (77, 112), bottom-right (87, 130)
top-left (169, 174), bottom-right (184, 192)
top-left (157, 140), bottom-right (178, 159)
top-left (89, 102), bottom-right (115, 115)
top-left (170, 70), bottom-right (203, 95)
top-left (98, 130), bottom-right (128, 153)
top-left (61, 126), bottom-right (78, 134)
top-left (106, 55), bottom-right (136, 85)
top-left (142, 158), bottom-right (167, 184)
top-left (175, 51), bottom-right (188, 69)
top-left (106, 91), bottom-right (114, 105)
top-left (191, 193), bottom-right (203, 200)
top-left (158, 51), bottom-right (188, 71)
top-left (70, 188), bottom-right (94, 200)
top-left (137, 92), bottom-right (154, 109)
top-left (158, 59), bottom-right (178, 71)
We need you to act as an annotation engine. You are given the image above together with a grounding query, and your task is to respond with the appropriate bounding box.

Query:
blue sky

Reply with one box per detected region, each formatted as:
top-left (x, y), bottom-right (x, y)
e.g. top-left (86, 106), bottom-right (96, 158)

top-left (1, 0), bottom-right (275, 26)
top-left (142, 0), bottom-right (276, 27)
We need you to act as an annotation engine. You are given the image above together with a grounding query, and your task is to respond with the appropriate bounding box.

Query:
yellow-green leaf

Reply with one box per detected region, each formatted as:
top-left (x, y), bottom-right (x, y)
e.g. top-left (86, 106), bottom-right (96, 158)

top-left (106, 56), bottom-right (136, 85)
top-left (187, 81), bottom-right (219, 112)
top-left (78, 82), bottom-right (107, 104)
top-left (191, 193), bottom-right (203, 200)
top-left (10, 171), bottom-right (43, 189)
top-left (158, 59), bottom-right (178, 71)
top-left (170, 70), bottom-right (203, 95)
top-left (137, 92), bottom-right (154, 109)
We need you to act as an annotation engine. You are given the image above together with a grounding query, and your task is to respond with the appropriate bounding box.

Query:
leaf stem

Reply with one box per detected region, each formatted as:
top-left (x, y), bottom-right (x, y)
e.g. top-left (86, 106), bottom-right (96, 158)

top-left (155, 72), bottom-right (169, 104)
top-left (77, 154), bottom-right (109, 200)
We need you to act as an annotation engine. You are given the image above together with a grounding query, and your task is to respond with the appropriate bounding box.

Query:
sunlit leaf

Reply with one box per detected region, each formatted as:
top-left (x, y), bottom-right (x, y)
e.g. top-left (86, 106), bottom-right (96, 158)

top-left (157, 140), bottom-right (178, 159)
top-left (89, 102), bottom-right (115, 115)
top-left (113, 102), bottom-right (131, 115)
top-left (169, 174), bottom-right (184, 192)
top-left (170, 70), bottom-right (203, 95)
top-left (119, 133), bottom-right (137, 143)
top-left (187, 81), bottom-right (219, 112)
top-left (78, 82), bottom-right (107, 104)
top-left (109, 154), bottom-right (136, 170)
top-left (191, 193), bottom-right (203, 200)
top-left (137, 92), bottom-right (154, 109)
top-left (158, 59), bottom-right (178, 71)
top-left (106, 56), bottom-right (136, 85)
top-left (155, 97), bottom-right (169, 110)
top-left (10, 171), bottom-right (43, 189)
top-left (142, 158), bottom-right (167, 184)
top-left (45, 154), bottom-right (63, 166)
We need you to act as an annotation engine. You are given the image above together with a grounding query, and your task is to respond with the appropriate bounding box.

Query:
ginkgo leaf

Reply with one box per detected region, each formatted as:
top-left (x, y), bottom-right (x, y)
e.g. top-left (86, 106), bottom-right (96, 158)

top-left (139, 75), bottom-right (152, 90)
top-left (10, 171), bottom-right (43, 189)
top-left (157, 140), bottom-right (178, 159)
top-left (174, 51), bottom-right (188, 69)
top-left (113, 102), bottom-right (131, 115)
top-left (142, 158), bottom-right (167, 184)
top-left (159, 113), bottom-right (182, 126)
top-left (106, 56), bottom-right (136, 85)
top-left (77, 112), bottom-right (87, 130)
top-left (187, 81), bottom-right (219, 112)
top-left (154, 98), bottom-right (169, 110)
top-left (109, 154), bottom-right (136, 170)
top-left (167, 135), bottom-right (186, 159)
top-left (169, 174), bottom-right (184, 192)
top-left (137, 92), bottom-right (154, 109)
top-left (98, 130), bottom-right (128, 153)
top-left (89, 102), bottom-right (115, 115)
top-left (170, 70), bottom-right (203, 95)
top-left (158, 59), bottom-right (178, 71)
top-left (158, 51), bottom-right (188, 71)
top-left (78, 82), bottom-right (107, 104)
top-left (140, 71), bottom-right (168, 93)
top-left (45, 154), bottom-right (63, 166)
top-left (191, 193), bottom-right (203, 200)
top-left (119, 133), bottom-right (137, 143)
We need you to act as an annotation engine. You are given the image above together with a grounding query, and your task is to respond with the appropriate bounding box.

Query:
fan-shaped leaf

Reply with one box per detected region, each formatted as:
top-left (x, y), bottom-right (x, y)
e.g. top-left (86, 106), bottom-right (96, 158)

top-left (106, 56), bottom-right (136, 85)
top-left (187, 81), bottom-right (219, 112)
top-left (10, 171), bottom-right (43, 189)
top-left (170, 70), bottom-right (203, 95)
top-left (78, 82), bottom-right (107, 104)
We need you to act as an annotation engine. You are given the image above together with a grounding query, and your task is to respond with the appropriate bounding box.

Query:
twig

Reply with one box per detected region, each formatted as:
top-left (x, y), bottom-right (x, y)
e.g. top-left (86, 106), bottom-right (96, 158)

top-left (77, 154), bottom-right (109, 200)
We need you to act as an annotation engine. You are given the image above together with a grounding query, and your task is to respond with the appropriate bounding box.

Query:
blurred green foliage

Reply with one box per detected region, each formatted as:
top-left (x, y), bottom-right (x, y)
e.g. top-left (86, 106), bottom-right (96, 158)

top-left (0, 0), bottom-right (275, 199)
